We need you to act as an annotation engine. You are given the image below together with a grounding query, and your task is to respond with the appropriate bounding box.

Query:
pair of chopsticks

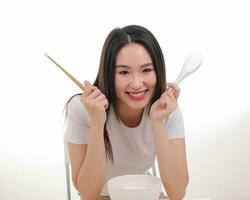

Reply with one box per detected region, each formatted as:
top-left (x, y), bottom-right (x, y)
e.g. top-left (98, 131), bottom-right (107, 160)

top-left (45, 54), bottom-right (109, 109)
top-left (45, 54), bottom-right (85, 91)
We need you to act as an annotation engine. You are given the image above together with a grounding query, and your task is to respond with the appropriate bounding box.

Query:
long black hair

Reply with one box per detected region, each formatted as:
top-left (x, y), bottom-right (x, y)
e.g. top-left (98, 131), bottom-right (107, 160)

top-left (64, 25), bottom-right (166, 163)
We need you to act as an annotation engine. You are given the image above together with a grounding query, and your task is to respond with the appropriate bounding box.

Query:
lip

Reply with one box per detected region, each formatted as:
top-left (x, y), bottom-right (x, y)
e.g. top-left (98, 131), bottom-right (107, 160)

top-left (126, 90), bottom-right (148, 101)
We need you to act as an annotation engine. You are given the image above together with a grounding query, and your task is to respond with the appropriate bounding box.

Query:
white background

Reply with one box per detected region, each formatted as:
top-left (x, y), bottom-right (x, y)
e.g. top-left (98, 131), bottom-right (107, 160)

top-left (0, 0), bottom-right (250, 199)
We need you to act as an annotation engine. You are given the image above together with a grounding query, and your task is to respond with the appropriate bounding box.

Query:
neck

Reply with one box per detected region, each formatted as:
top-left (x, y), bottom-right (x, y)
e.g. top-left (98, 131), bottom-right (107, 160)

top-left (116, 104), bottom-right (144, 128)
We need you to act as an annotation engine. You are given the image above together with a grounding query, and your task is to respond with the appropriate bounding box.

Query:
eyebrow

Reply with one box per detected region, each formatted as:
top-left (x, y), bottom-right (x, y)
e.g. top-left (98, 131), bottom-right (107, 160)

top-left (115, 62), bottom-right (153, 69)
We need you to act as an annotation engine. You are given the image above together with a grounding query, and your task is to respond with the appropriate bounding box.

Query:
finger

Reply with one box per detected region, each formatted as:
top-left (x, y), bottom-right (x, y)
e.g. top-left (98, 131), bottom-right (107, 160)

top-left (95, 94), bottom-right (107, 103)
top-left (160, 92), bottom-right (167, 103)
top-left (84, 81), bottom-right (98, 97)
top-left (167, 83), bottom-right (180, 93)
top-left (161, 91), bottom-right (176, 108)
top-left (167, 83), bottom-right (180, 100)
top-left (167, 83), bottom-right (179, 90)
top-left (167, 90), bottom-right (177, 104)
top-left (167, 87), bottom-right (176, 101)
top-left (100, 99), bottom-right (109, 109)
top-left (83, 80), bottom-right (93, 96)
top-left (160, 92), bottom-right (170, 107)
top-left (87, 87), bottom-right (102, 99)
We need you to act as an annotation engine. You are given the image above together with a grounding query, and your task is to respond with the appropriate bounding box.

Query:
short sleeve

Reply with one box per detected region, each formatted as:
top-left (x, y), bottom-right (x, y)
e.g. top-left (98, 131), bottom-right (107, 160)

top-left (64, 95), bottom-right (91, 144)
top-left (165, 106), bottom-right (185, 139)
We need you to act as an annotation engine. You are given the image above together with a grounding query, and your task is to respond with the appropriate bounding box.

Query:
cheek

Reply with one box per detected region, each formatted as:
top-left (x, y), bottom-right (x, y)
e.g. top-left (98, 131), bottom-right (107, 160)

top-left (114, 76), bottom-right (125, 93)
top-left (146, 73), bottom-right (157, 87)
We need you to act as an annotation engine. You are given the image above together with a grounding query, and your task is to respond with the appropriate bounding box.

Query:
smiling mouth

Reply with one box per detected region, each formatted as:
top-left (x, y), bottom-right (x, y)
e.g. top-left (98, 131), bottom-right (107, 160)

top-left (126, 90), bottom-right (148, 100)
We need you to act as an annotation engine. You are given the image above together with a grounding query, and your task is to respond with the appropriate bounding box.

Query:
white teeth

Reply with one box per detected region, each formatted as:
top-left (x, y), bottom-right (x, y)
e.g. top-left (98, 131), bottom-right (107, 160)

top-left (128, 91), bottom-right (146, 97)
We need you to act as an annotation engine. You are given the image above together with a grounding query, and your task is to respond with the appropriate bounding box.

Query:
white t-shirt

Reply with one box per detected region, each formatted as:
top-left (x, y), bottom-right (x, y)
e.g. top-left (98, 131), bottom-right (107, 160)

top-left (64, 95), bottom-right (185, 195)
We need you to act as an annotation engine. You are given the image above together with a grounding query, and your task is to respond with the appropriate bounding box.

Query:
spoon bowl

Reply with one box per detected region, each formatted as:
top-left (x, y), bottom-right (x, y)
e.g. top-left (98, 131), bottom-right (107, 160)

top-left (174, 52), bottom-right (203, 85)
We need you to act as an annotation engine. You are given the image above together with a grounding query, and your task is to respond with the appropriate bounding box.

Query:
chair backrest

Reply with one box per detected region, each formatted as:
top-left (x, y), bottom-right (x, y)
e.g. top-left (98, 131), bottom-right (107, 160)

top-left (64, 140), bottom-right (70, 164)
top-left (64, 140), bottom-right (72, 200)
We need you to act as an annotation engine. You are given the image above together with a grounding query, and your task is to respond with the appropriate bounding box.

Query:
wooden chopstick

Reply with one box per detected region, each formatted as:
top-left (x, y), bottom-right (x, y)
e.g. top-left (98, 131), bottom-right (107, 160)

top-left (45, 54), bottom-right (85, 91)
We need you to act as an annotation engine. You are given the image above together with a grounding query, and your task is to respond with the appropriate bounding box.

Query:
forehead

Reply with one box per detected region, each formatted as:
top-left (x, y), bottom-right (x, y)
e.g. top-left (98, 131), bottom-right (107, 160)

top-left (115, 43), bottom-right (152, 65)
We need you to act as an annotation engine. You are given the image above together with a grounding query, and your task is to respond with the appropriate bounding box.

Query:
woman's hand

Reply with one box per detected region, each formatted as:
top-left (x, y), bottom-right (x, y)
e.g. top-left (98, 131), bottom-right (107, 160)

top-left (80, 80), bottom-right (109, 128)
top-left (167, 83), bottom-right (180, 100)
top-left (149, 83), bottom-right (180, 124)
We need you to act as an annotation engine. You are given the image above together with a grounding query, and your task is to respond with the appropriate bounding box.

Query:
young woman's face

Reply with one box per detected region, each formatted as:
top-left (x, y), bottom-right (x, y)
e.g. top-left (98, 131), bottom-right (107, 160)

top-left (115, 43), bottom-right (157, 111)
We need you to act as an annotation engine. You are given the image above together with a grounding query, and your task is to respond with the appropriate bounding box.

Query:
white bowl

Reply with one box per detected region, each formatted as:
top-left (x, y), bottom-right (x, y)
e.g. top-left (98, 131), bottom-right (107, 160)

top-left (107, 174), bottom-right (162, 200)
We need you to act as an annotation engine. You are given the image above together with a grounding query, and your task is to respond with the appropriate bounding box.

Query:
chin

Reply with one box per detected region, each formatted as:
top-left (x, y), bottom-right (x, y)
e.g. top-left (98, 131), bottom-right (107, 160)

top-left (126, 100), bottom-right (150, 110)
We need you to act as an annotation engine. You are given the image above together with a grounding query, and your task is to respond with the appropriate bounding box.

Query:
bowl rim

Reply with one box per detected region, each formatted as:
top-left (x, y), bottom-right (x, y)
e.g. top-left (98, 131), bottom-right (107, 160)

top-left (107, 174), bottom-right (162, 191)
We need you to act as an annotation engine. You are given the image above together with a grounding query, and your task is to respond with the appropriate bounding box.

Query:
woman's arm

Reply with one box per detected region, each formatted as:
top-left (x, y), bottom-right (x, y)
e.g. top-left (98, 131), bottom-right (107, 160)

top-left (68, 125), bottom-right (107, 200)
top-left (151, 122), bottom-right (189, 200)
top-left (149, 83), bottom-right (188, 199)
top-left (69, 80), bottom-right (108, 199)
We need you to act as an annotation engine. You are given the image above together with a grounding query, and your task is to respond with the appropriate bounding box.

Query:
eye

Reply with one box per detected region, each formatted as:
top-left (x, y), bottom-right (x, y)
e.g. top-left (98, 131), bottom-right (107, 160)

top-left (119, 71), bottom-right (129, 75)
top-left (143, 68), bottom-right (153, 73)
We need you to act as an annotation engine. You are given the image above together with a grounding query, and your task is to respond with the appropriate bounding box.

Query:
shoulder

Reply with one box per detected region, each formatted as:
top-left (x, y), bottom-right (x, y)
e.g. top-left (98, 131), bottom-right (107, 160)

top-left (67, 94), bottom-right (82, 111)
top-left (165, 105), bottom-right (185, 139)
top-left (66, 94), bottom-right (90, 126)
top-left (64, 95), bottom-right (91, 144)
top-left (168, 106), bottom-right (183, 122)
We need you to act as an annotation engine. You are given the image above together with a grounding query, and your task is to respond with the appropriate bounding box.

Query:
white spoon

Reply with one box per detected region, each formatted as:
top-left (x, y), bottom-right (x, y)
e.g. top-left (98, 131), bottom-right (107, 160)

top-left (174, 52), bottom-right (203, 85)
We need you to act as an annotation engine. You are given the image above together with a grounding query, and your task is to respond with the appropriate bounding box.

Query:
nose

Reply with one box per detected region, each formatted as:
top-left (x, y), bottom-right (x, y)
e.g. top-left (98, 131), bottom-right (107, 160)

top-left (129, 74), bottom-right (143, 89)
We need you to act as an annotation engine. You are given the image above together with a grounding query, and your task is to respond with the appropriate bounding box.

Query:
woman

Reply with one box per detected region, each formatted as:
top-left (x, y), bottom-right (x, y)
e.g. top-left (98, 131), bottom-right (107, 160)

top-left (64, 25), bottom-right (189, 200)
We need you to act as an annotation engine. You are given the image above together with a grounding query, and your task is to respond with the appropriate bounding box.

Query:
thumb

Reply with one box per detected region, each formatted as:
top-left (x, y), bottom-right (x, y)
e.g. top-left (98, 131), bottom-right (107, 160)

top-left (84, 80), bottom-right (91, 86)
top-left (83, 80), bottom-right (92, 96)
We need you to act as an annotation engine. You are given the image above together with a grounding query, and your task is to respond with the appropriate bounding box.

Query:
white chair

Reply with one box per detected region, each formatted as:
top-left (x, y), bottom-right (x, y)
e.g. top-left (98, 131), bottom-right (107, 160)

top-left (64, 140), bottom-right (166, 200)
top-left (64, 140), bottom-right (72, 200)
